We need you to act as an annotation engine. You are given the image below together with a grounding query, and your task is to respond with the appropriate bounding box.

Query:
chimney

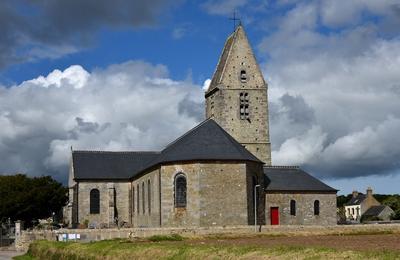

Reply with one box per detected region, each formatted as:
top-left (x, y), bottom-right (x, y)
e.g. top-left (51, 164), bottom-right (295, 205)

top-left (366, 187), bottom-right (373, 198)
top-left (352, 190), bottom-right (358, 198)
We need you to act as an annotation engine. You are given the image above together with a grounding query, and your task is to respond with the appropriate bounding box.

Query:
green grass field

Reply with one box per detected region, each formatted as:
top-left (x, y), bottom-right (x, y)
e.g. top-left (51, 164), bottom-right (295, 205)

top-left (15, 234), bottom-right (400, 260)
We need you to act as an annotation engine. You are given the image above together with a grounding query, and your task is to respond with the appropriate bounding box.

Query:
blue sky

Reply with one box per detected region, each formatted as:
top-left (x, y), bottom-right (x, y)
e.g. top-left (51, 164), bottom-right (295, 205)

top-left (1, 1), bottom-right (253, 85)
top-left (0, 0), bottom-right (400, 195)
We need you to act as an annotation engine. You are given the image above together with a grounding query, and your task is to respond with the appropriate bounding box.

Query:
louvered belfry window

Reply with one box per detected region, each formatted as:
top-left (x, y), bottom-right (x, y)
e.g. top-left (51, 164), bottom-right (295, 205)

top-left (240, 70), bottom-right (247, 82)
top-left (239, 92), bottom-right (249, 120)
top-left (175, 174), bottom-right (187, 208)
top-left (90, 189), bottom-right (100, 214)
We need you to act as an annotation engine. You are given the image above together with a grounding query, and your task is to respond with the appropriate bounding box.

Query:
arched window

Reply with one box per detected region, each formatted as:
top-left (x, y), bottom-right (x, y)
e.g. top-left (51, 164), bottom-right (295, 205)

top-left (175, 174), bottom-right (187, 208)
top-left (142, 182), bottom-right (145, 214)
top-left (314, 200), bottom-right (320, 216)
top-left (290, 200), bottom-right (296, 216)
top-left (148, 179), bottom-right (151, 215)
top-left (137, 184), bottom-right (139, 214)
top-left (90, 189), bottom-right (100, 214)
top-left (240, 70), bottom-right (247, 82)
top-left (132, 187), bottom-right (135, 213)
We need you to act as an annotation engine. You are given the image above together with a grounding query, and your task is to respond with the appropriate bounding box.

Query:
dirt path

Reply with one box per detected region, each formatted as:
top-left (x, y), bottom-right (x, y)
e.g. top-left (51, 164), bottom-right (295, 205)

top-left (0, 250), bottom-right (24, 260)
top-left (188, 234), bottom-right (400, 252)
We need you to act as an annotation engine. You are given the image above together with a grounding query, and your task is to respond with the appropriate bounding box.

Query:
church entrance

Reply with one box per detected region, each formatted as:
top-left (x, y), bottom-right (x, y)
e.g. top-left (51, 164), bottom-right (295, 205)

top-left (270, 207), bottom-right (279, 225)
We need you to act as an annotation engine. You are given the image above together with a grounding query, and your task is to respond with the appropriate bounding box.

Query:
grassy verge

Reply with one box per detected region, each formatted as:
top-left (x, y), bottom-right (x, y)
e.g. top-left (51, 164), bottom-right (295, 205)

top-left (14, 238), bottom-right (400, 260)
top-left (198, 228), bottom-right (398, 241)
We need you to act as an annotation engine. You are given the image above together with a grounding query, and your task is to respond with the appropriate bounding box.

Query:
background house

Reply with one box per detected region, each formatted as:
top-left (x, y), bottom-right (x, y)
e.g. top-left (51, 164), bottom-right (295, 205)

top-left (344, 187), bottom-right (393, 222)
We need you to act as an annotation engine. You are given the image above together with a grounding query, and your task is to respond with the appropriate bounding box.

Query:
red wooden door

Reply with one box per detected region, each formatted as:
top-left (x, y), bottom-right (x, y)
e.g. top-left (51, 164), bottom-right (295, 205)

top-left (271, 207), bottom-right (279, 225)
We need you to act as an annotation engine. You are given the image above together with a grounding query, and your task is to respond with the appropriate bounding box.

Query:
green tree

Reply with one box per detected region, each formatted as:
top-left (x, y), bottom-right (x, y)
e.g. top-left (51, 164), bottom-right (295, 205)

top-left (336, 194), bottom-right (352, 208)
top-left (381, 195), bottom-right (400, 220)
top-left (0, 174), bottom-right (67, 226)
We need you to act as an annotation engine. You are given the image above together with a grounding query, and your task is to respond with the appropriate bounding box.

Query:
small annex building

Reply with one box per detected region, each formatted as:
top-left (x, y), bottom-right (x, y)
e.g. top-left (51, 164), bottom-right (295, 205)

top-left (65, 25), bottom-right (337, 228)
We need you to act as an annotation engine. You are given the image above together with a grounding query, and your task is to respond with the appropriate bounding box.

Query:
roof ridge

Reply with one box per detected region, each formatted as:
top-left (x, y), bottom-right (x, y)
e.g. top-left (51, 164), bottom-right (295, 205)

top-left (163, 118), bottom-right (212, 149)
top-left (73, 150), bottom-right (160, 154)
top-left (209, 120), bottom-right (263, 163)
top-left (264, 165), bottom-right (300, 169)
top-left (218, 30), bottom-right (237, 84)
top-left (207, 31), bottom-right (235, 90)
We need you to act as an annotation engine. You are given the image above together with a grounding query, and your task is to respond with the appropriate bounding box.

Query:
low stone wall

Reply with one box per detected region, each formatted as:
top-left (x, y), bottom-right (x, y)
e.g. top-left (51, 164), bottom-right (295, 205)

top-left (15, 230), bottom-right (57, 252)
top-left (15, 223), bottom-right (400, 252)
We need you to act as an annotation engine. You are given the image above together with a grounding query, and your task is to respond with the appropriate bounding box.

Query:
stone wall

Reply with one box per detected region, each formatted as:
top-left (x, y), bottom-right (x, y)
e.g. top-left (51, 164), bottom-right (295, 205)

top-left (72, 161), bottom-right (262, 229)
top-left (15, 224), bottom-right (400, 251)
top-left (265, 193), bottom-right (337, 226)
top-left (131, 168), bottom-right (161, 228)
top-left (76, 181), bottom-right (130, 227)
top-left (160, 163), bottom-right (201, 227)
top-left (160, 162), bottom-right (254, 227)
top-left (246, 162), bottom-right (266, 225)
top-left (198, 162), bottom-right (249, 226)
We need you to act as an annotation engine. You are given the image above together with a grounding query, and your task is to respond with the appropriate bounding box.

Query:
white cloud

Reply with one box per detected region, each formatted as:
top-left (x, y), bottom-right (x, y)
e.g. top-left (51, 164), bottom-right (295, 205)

top-left (202, 79), bottom-right (211, 91)
top-left (0, 61), bottom-right (203, 181)
top-left (202, 0), bottom-right (248, 15)
top-left (320, 0), bottom-right (398, 28)
top-left (272, 126), bottom-right (327, 166)
top-left (262, 0), bottom-right (400, 179)
top-left (24, 65), bottom-right (90, 89)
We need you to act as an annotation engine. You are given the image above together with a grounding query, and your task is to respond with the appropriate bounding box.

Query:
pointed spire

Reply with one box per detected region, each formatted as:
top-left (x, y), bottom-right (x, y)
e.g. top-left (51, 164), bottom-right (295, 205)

top-left (207, 24), bottom-right (264, 93)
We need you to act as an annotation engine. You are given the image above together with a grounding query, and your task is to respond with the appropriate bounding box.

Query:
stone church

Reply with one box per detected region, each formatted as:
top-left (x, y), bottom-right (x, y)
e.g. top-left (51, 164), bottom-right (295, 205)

top-left (66, 25), bottom-right (337, 228)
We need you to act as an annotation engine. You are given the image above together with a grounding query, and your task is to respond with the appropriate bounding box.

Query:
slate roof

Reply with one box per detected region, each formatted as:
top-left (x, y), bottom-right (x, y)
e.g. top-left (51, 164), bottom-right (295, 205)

top-left (345, 194), bottom-right (367, 206)
top-left (73, 119), bottom-right (262, 180)
top-left (72, 151), bottom-right (159, 180)
top-left (155, 119), bottom-right (262, 164)
top-left (264, 166), bottom-right (337, 192)
top-left (363, 205), bottom-right (387, 217)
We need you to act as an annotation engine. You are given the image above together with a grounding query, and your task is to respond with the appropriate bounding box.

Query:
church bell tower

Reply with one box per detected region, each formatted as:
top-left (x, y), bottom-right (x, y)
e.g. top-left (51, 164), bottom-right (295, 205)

top-left (205, 25), bottom-right (271, 165)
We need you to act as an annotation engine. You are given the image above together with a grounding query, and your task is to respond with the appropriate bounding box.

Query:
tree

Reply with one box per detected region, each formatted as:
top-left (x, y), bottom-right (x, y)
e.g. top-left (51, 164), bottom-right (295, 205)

top-left (336, 194), bottom-right (352, 208)
top-left (0, 174), bottom-right (67, 226)
top-left (381, 195), bottom-right (400, 220)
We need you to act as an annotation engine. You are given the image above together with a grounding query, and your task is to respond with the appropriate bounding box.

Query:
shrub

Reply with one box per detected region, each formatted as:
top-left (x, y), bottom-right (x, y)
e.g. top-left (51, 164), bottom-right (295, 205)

top-left (361, 215), bottom-right (382, 222)
top-left (148, 234), bottom-right (184, 242)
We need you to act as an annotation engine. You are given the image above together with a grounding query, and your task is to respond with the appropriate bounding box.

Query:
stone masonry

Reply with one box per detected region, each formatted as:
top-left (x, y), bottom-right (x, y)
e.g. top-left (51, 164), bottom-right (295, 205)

top-left (205, 25), bottom-right (271, 165)
top-left (75, 181), bottom-right (130, 227)
top-left (159, 161), bottom-right (261, 227)
top-left (265, 193), bottom-right (337, 225)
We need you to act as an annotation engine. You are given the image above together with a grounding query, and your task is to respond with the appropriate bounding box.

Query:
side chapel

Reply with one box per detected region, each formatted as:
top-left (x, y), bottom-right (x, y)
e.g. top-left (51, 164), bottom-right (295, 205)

top-left (66, 25), bottom-right (337, 228)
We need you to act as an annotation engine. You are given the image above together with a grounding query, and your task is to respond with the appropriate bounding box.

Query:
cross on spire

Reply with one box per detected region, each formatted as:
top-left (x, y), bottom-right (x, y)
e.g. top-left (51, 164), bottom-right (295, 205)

top-left (229, 10), bottom-right (241, 32)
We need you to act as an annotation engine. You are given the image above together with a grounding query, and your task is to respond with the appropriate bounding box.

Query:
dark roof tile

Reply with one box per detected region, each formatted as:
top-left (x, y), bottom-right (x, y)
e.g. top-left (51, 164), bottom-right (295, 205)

top-left (156, 119), bottom-right (262, 164)
top-left (345, 194), bottom-right (367, 206)
top-left (363, 205), bottom-right (387, 217)
top-left (264, 166), bottom-right (337, 192)
top-left (73, 151), bottom-right (158, 180)
top-left (73, 119), bottom-right (262, 180)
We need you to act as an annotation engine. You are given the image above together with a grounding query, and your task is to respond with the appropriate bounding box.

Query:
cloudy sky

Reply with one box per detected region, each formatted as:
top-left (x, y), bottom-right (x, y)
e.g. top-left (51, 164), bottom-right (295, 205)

top-left (1, 0), bottom-right (400, 194)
